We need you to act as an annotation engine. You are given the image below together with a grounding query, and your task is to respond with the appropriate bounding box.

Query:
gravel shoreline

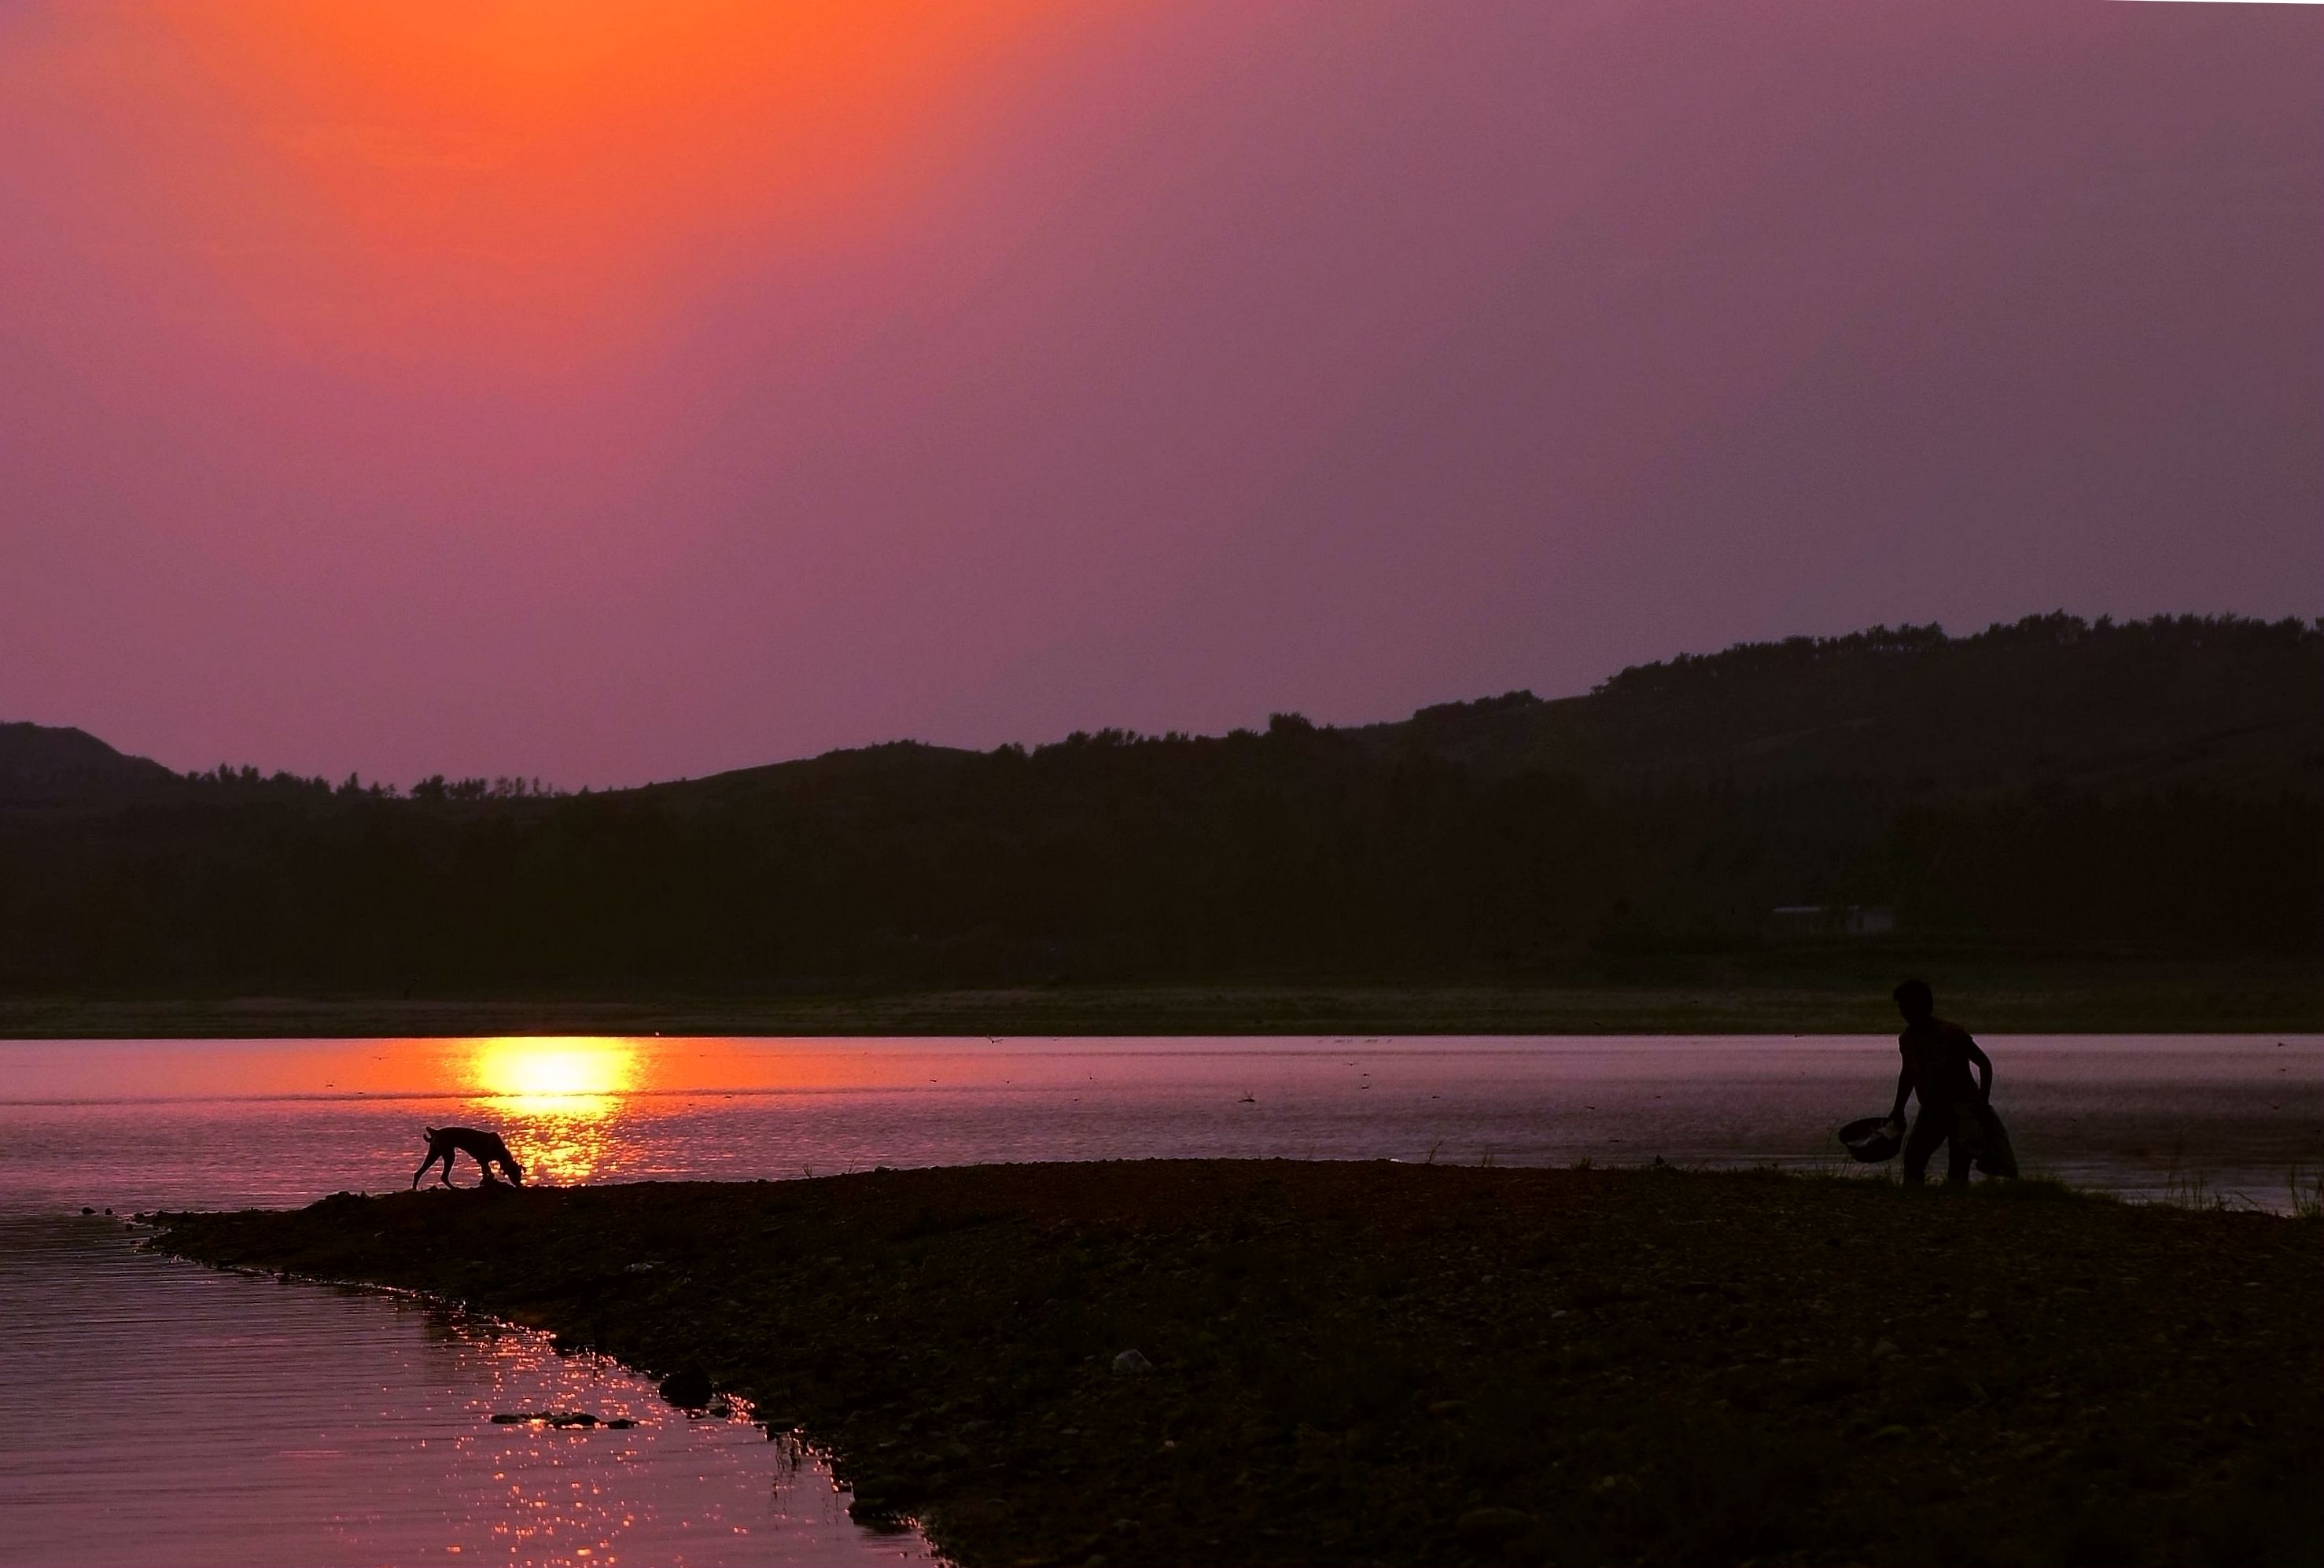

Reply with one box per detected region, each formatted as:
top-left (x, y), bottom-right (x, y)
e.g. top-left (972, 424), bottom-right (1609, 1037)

top-left (154, 1162), bottom-right (2322, 1566)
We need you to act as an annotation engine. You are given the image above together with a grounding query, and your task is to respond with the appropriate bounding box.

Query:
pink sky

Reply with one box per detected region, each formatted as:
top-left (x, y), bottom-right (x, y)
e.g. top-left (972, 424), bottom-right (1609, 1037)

top-left (2, 2), bottom-right (2318, 786)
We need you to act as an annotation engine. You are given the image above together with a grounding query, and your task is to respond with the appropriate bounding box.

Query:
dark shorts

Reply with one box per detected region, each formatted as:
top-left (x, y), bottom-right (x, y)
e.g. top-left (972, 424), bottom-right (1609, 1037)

top-left (1905, 1101), bottom-right (1980, 1183)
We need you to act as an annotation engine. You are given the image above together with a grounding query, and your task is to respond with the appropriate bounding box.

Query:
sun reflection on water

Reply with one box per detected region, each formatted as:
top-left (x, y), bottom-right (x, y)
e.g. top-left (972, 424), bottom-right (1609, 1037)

top-left (465, 1037), bottom-right (643, 1185)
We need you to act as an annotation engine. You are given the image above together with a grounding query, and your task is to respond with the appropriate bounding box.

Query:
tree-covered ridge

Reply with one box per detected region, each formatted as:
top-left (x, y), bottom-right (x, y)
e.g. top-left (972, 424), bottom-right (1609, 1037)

top-left (1, 614), bottom-right (2315, 993)
top-left (1357, 613), bottom-right (2323, 794)
top-left (1593, 612), bottom-right (2319, 697)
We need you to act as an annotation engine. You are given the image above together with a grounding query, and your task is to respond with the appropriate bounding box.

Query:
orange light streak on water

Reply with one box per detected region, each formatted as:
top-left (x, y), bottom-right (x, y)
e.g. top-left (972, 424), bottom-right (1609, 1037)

top-left (462, 1036), bottom-right (641, 1183)
top-left (469, 1037), bottom-right (639, 1106)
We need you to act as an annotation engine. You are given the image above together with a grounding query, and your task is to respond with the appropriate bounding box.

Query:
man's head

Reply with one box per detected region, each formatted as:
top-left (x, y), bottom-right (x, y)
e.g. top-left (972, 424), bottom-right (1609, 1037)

top-left (1893, 978), bottom-right (1935, 1023)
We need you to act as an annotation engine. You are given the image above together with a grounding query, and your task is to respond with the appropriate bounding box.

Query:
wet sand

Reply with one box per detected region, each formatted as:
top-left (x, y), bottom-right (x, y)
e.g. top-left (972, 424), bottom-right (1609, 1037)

top-left (156, 1162), bottom-right (2322, 1567)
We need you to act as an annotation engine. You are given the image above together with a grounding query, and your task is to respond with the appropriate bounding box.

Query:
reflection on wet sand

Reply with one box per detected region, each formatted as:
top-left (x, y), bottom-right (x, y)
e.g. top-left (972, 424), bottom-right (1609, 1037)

top-left (437, 1307), bottom-right (896, 1568)
top-left (0, 1213), bottom-right (925, 1568)
top-left (464, 1038), bottom-right (642, 1186)
top-left (456, 1314), bottom-right (749, 1566)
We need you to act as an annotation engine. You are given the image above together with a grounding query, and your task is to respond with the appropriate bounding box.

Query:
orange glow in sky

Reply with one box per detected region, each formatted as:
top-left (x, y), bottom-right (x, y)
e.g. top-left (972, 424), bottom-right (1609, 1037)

top-left (4, 1), bottom-right (2315, 791)
top-left (20, 2), bottom-right (1066, 368)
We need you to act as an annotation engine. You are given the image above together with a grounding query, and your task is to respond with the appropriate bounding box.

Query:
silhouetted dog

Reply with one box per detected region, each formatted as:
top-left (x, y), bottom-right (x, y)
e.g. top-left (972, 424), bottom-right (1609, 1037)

top-left (412, 1125), bottom-right (525, 1188)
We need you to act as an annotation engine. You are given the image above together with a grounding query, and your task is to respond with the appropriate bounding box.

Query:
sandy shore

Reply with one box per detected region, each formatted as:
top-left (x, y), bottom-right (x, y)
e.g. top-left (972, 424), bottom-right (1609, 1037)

top-left (154, 1163), bottom-right (2320, 1566)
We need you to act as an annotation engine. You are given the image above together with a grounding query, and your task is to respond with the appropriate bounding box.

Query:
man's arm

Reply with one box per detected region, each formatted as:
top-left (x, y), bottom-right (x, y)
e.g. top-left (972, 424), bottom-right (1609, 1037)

top-left (1965, 1038), bottom-right (1993, 1103)
top-left (1888, 1060), bottom-right (1913, 1124)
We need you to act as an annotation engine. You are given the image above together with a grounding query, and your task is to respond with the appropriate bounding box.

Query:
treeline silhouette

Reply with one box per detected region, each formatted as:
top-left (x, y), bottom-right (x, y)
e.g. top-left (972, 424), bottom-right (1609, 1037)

top-left (2, 615), bottom-right (2316, 992)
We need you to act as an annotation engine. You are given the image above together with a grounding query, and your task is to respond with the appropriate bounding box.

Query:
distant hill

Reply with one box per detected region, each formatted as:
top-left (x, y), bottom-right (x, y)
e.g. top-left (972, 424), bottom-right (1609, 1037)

top-left (0, 722), bottom-right (182, 806)
top-left (1355, 613), bottom-right (2323, 797)
top-left (10, 613), bottom-right (2318, 812)
top-left (2, 613), bottom-right (2316, 992)
top-left (628, 613), bottom-right (2321, 811)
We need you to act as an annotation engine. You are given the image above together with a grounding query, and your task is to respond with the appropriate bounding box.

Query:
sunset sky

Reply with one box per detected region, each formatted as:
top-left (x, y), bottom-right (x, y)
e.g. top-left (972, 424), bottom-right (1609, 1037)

top-left (3, 2), bottom-right (2317, 787)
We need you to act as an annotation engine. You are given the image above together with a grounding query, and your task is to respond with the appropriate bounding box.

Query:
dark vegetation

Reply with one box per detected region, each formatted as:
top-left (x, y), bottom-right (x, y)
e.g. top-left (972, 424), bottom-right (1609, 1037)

top-left (5, 614), bottom-right (2318, 998)
top-left (9, 963), bottom-right (2316, 1040)
top-left (154, 1162), bottom-right (2324, 1567)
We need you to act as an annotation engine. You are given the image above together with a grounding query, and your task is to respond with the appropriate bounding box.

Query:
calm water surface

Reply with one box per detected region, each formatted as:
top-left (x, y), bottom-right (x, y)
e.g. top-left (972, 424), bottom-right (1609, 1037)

top-left (2, 1033), bottom-right (2318, 1566)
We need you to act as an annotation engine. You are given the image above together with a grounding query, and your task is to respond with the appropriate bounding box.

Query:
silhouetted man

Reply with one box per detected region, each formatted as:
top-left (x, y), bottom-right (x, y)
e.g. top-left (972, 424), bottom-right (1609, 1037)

top-left (1885, 978), bottom-right (1993, 1186)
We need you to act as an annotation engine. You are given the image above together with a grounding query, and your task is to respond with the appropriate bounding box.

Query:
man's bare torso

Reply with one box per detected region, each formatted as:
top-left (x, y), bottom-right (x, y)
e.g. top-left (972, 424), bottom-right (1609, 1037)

top-left (1899, 1017), bottom-right (1980, 1106)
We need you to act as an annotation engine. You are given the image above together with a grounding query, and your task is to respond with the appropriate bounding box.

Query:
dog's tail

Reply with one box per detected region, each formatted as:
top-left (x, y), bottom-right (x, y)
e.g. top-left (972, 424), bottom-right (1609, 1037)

top-left (422, 1125), bottom-right (438, 1139)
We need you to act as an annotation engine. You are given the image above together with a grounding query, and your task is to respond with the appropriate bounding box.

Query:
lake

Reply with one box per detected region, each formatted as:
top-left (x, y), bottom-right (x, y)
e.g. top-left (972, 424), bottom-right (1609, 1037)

top-left (2, 1032), bottom-right (2317, 1566)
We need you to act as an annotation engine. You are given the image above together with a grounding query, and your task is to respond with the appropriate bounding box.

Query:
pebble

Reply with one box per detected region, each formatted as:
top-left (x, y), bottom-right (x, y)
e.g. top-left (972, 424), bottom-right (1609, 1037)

top-left (658, 1368), bottom-right (714, 1408)
top-left (490, 1409), bottom-right (620, 1427)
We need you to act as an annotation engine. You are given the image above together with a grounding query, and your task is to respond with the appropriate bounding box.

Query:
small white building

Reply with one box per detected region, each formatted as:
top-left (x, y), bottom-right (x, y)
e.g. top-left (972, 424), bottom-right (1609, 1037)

top-left (1767, 904), bottom-right (1897, 939)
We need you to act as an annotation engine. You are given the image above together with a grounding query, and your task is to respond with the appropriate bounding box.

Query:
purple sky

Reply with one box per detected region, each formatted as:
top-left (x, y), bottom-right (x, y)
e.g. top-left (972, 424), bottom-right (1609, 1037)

top-left (2, 2), bottom-right (2318, 786)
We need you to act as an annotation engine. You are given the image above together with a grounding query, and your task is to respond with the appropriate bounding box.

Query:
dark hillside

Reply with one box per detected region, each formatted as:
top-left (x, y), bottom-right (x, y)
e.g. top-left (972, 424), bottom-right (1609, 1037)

top-left (0, 722), bottom-right (182, 806)
top-left (643, 739), bottom-right (987, 811)
top-left (2, 616), bottom-right (2317, 996)
top-left (1358, 614), bottom-right (2324, 796)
